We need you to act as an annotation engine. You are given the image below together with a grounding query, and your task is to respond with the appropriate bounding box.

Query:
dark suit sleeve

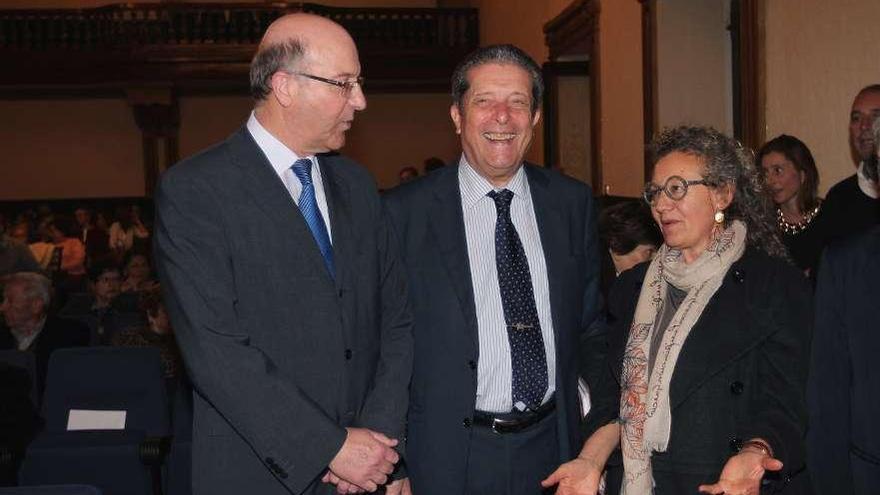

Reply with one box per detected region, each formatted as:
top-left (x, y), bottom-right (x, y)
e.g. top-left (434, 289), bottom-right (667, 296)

top-left (735, 262), bottom-right (811, 479)
top-left (578, 187), bottom-right (606, 392)
top-left (807, 247), bottom-right (854, 493)
top-left (155, 170), bottom-right (346, 493)
top-left (353, 199), bottom-right (413, 446)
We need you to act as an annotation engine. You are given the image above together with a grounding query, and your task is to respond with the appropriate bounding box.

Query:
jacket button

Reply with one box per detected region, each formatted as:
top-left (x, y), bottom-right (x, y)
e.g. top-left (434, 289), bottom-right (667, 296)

top-left (729, 437), bottom-right (743, 452)
top-left (468, 360), bottom-right (476, 370)
top-left (344, 349), bottom-right (353, 360)
top-left (730, 381), bottom-right (744, 395)
top-left (462, 418), bottom-right (472, 428)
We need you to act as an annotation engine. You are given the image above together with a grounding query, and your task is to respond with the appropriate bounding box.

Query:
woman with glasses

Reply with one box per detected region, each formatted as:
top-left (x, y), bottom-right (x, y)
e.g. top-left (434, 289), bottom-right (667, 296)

top-left (542, 126), bottom-right (812, 495)
top-left (757, 135), bottom-right (828, 280)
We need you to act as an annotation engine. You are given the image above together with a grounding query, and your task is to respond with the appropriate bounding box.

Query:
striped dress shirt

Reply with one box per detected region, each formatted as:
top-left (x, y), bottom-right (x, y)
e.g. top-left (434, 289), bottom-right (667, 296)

top-left (458, 157), bottom-right (557, 413)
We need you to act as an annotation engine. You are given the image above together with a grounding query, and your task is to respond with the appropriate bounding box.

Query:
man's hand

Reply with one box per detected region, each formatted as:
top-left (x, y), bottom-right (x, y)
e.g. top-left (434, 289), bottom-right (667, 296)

top-left (322, 470), bottom-right (364, 494)
top-left (385, 478), bottom-right (412, 495)
top-left (327, 428), bottom-right (400, 492)
top-left (697, 449), bottom-right (783, 495)
top-left (541, 456), bottom-right (604, 495)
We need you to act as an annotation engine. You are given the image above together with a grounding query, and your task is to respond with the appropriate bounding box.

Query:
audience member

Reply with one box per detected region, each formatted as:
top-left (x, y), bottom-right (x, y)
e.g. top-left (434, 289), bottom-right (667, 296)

top-left (546, 126), bottom-right (812, 494)
top-left (74, 206), bottom-right (110, 266)
top-left (60, 261), bottom-right (143, 345)
top-left (120, 251), bottom-right (158, 293)
top-left (0, 272), bottom-right (89, 396)
top-left (758, 134), bottom-right (830, 279)
top-left (46, 216), bottom-right (86, 280)
top-left (109, 205), bottom-right (150, 260)
top-left (821, 84), bottom-right (880, 241)
top-left (398, 166), bottom-right (419, 184)
top-left (384, 44), bottom-right (603, 495)
top-left (111, 287), bottom-right (181, 381)
top-left (26, 220), bottom-right (56, 270)
top-left (0, 362), bottom-right (41, 487)
top-left (0, 230), bottom-right (40, 277)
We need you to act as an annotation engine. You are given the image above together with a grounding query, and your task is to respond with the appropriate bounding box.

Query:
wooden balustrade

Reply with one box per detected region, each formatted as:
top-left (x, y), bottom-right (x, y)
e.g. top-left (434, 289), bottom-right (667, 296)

top-left (0, 3), bottom-right (479, 95)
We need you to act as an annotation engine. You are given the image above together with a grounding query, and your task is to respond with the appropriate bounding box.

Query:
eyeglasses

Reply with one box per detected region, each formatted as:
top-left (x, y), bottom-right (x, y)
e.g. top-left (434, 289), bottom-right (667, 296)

top-left (288, 72), bottom-right (364, 96)
top-left (643, 175), bottom-right (710, 205)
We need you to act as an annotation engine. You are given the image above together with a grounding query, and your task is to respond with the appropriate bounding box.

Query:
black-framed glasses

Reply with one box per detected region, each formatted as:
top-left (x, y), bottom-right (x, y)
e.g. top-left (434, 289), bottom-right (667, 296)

top-left (289, 72), bottom-right (364, 96)
top-left (643, 175), bottom-right (710, 205)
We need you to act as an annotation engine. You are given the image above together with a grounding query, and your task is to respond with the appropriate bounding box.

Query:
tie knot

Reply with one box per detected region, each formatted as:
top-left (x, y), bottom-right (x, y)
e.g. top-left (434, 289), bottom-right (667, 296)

top-left (488, 189), bottom-right (514, 212)
top-left (291, 158), bottom-right (313, 186)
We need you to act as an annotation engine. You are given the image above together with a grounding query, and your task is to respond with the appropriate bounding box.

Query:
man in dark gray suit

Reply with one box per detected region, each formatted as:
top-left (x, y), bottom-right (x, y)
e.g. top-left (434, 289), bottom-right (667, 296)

top-left (155, 13), bottom-right (412, 495)
top-left (383, 45), bottom-right (602, 495)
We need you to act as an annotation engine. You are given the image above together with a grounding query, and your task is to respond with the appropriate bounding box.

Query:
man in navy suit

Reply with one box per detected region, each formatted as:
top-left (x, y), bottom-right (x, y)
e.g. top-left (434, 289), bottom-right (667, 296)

top-left (155, 13), bottom-right (412, 495)
top-left (383, 45), bottom-right (602, 495)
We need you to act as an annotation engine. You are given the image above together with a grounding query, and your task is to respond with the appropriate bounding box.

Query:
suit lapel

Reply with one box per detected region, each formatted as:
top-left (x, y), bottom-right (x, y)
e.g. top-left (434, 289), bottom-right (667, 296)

top-left (526, 166), bottom-right (568, 351)
top-left (428, 168), bottom-right (479, 354)
top-left (320, 154), bottom-right (355, 292)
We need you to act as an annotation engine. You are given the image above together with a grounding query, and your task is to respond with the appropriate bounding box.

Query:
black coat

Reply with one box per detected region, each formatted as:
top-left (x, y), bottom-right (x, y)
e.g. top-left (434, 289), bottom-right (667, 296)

top-left (808, 226), bottom-right (880, 494)
top-left (587, 248), bottom-right (812, 494)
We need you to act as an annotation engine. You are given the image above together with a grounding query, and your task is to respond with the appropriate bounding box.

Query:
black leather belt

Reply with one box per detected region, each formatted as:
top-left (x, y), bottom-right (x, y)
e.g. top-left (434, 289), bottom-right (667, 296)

top-left (472, 399), bottom-right (556, 434)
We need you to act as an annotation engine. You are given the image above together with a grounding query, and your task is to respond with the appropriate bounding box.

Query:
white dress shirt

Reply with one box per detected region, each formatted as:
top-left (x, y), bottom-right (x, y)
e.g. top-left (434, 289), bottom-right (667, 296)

top-left (246, 112), bottom-right (333, 241)
top-left (458, 156), bottom-right (557, 413)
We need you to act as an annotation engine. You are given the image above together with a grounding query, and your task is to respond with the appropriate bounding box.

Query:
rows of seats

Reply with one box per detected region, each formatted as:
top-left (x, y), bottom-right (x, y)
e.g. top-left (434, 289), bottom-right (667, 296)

top-left (0, 347), bottom-right (192, 495)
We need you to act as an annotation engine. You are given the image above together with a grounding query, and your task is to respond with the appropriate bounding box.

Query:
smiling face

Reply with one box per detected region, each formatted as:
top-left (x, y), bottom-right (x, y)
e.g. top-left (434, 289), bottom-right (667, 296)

top-left (450, 63), bottom-right (540, 187)
top-left (850, 89), bottom-right (880, 162)
top-left (650, 152), bottom-right (732, 263)
top-left (761, 151), bottom-right (804, 210)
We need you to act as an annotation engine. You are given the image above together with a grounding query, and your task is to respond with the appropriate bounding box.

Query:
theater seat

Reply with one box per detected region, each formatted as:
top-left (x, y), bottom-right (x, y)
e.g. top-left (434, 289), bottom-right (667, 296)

top-left (19, 347), bottom-right (169, 495)
top-left (0, 485), bottom-right (102, 494)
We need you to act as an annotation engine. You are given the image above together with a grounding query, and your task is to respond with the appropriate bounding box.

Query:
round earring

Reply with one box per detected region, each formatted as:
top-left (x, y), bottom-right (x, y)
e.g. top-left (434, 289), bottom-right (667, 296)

top-left (714, 210), bottom-right (725, 224)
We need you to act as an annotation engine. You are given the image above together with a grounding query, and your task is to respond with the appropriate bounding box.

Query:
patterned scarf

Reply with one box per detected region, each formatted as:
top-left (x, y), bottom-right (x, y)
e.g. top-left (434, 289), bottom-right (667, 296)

top-left (619, 220), bottom-right (747, 494)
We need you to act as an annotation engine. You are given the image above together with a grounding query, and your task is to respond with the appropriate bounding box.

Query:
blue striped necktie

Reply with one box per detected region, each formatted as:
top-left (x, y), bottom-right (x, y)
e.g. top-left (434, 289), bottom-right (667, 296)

top-left (292, 158), bottom-right (335, 279)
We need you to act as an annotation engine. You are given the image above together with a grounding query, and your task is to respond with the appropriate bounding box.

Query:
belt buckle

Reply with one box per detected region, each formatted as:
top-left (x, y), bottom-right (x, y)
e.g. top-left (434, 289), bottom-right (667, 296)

top-left (490, 418), bottom-right (507, 435)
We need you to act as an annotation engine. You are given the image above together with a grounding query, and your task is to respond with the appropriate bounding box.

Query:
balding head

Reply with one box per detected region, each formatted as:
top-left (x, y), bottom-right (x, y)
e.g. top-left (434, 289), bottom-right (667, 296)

top-left (250, 14), bottom-right (355, 101)
top-left (850, 84), bottom-right (880, 162)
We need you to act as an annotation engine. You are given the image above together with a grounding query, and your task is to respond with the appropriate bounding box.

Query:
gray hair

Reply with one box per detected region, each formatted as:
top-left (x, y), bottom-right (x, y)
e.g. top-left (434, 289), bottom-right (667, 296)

top-left (650, 126), bottom-right (788, 259)
top-left (3, 272), bottom-right (51, 312)
top-left (451, 44), bottom-right (543, 115)
top-left (249, 39), bottom-right (306, 101)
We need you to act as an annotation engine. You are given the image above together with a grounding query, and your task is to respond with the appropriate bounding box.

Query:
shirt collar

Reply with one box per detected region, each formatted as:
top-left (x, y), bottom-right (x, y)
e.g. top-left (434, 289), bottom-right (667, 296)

top-left (457, 154), bottom-right (528, 210)
top-left (857, 161), bottom-right (879, 199)
top-left (246, 111), bottom-right (316, 175)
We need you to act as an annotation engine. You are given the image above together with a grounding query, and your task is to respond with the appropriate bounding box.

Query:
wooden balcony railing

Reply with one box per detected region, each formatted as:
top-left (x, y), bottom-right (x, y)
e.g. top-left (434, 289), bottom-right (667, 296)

top-left (0, 3), bottom-right (479, 95)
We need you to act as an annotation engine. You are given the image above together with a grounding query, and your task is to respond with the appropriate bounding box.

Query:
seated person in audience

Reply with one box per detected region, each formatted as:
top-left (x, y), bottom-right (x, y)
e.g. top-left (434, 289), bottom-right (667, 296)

top-left (60, 261), bottom-right (143, 345)
top-left (423, 156), bottom-right (445, 174)
top-left (74, 206), bottom-right (110, 266)
top-left (112, 287), bottom-right (182, 381)
top-left (25, 220), bottom-right (56, 271)
top-left (0, 362), bottom-right (42, 487)
top-left (109, 205), bottom-right (150, 262)
top-left (758, 135), bottom-right (829, 280)
top-left (120, 251), bottom-right (158, 293)
top-left (398, 166), bottom-right (419, 184)
top-left (0, 228), bottom-right (40, 277)
top-left (0, 272), bottom-right (89, 396)
top-left (46, 216), bottom-right (87, 284)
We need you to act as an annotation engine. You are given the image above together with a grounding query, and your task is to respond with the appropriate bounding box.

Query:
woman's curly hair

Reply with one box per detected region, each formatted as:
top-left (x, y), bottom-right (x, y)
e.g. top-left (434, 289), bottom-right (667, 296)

top-left (650, 125), bottom-right (788, 259)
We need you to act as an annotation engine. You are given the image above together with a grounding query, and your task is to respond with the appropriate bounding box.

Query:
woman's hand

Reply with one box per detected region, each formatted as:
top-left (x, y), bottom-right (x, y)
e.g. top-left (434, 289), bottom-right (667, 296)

top-left (541, 456), bottom-right (604, 495)
top-left (697, 448), bottom-right (783, 495)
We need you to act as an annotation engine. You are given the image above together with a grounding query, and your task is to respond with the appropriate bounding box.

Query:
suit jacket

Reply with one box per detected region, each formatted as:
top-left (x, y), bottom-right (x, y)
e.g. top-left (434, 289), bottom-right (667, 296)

top-left (808, 226), bottom-right (880, 494)
top-left (587, 249), bottom-right (812, 494)
top-left (382, 163), bottom-right (603, 494)
top-left (154, 127), bottom-right (413, 495)
top-left (0, 316), bottom-right (90, 398)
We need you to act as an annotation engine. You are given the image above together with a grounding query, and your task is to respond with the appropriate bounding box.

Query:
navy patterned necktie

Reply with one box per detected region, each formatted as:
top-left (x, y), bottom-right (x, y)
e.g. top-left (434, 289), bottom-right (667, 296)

top-left (488, 189), bottom-right (548, 411)
top-left (292, 159), bottom-right (335, 279)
